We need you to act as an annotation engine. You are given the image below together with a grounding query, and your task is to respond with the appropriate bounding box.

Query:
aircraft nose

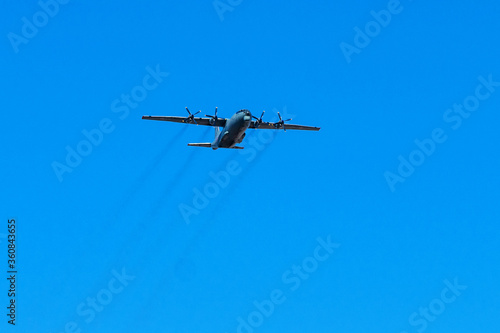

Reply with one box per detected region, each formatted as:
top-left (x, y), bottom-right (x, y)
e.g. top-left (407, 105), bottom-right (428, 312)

top-left (243, 110), bottom-right (252, 121)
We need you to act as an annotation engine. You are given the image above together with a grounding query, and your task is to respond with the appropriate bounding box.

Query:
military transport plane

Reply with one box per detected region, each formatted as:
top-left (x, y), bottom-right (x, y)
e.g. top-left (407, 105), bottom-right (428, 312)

top-left (142, 107), bottom-right (320, 150)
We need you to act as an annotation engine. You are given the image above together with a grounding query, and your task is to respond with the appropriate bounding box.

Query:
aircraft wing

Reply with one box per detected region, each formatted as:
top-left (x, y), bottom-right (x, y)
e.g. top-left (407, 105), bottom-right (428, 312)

top-left (142, 115), bottom-right (227, 127)
top-left (249, 121), bottom-right (320, 131)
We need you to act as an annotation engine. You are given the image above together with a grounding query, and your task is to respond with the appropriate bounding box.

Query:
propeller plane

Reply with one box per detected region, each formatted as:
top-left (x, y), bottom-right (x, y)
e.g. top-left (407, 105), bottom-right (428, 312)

top-left (142, 107), bottom-right (320, 150)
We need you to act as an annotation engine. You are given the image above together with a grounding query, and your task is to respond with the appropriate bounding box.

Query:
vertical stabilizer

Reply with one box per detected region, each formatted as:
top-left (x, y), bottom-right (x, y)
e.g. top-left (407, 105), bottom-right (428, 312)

top-left (212, 126), bottom-right (221, 148)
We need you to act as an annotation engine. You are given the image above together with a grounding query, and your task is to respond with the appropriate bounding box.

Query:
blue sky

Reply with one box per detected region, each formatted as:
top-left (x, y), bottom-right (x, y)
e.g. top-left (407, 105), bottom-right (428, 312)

top-left (2, 1), bottom-right (500, 332)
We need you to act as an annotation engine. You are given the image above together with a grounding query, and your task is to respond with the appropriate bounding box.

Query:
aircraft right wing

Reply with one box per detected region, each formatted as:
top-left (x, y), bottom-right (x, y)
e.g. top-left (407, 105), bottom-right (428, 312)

top-left (248, 121), bottom-right (320, 131)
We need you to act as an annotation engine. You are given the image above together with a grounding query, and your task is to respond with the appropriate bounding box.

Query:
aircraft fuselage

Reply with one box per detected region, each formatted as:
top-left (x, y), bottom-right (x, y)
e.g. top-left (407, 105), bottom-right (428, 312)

top-left (212, 109), bottom-right (252, 150)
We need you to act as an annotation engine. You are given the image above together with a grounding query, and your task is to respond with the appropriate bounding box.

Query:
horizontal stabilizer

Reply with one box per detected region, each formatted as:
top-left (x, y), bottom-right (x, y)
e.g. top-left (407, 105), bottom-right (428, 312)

top-left (187, 143), bottom-right (212, 148)
top-left (187, 143), bottom-right (244, 149)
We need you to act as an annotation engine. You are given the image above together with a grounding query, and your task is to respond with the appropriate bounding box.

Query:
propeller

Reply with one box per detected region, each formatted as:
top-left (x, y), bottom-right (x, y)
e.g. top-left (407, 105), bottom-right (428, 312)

top-left (185, 107), bottom-right (201, 124)
top-left (205, 107), bottom-right (219, 125)
top-left (275, 112), bottom-right (292, 131)
top-left (252, 110), bottom-right (265, 128)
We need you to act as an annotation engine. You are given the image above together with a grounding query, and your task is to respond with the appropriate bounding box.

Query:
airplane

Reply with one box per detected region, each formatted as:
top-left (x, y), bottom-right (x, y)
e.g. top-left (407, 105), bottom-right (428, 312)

top-left (142, 107), bottom-right (320, 150)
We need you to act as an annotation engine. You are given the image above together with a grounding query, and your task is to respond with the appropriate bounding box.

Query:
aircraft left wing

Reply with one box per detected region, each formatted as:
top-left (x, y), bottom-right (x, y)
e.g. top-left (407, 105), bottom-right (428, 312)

top-left (248, 121), bottom-right (320, 131)
top-left (142, 116), bottom-right (227, 127)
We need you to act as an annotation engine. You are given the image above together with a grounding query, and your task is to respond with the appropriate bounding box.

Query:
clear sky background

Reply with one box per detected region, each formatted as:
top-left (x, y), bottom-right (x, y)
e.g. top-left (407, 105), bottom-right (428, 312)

top-left (2, 1), bottom-right (500, 332)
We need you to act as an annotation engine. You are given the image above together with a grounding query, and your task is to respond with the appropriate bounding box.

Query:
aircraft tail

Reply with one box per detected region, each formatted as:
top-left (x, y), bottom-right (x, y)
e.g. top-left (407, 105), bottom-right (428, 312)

top-left (187, 143), bottom-right (243, 149)
top-left (187, 143), bottom-right (212, 148)
top-left (214, 126), bottom-right (221, 140)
